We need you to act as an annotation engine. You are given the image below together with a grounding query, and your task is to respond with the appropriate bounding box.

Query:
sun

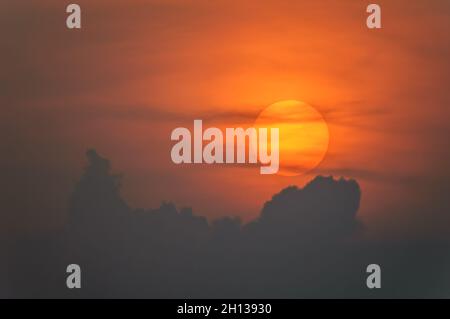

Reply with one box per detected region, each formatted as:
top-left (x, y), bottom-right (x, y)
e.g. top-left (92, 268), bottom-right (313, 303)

top-left (254, 100), bottom-right (329, 176)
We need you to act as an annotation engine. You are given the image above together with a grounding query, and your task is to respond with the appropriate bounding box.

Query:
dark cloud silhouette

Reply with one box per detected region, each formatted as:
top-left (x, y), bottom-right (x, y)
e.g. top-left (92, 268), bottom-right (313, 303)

top-left (240, 177), bottom-right (361, 253)
top-left (6, 150), bottom-right (450, 298)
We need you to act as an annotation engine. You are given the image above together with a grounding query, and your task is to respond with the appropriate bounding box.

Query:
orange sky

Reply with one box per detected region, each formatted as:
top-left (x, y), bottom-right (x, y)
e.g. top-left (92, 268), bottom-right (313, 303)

top-left (2, 0), bottom-right (450, 238)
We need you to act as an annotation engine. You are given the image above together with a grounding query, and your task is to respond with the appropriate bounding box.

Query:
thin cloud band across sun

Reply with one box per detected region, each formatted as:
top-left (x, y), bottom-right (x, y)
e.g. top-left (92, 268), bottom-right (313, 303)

top-left (254, 100), bottom-right (329, 176)
top-left (169, 99), bottom-right (328, 176)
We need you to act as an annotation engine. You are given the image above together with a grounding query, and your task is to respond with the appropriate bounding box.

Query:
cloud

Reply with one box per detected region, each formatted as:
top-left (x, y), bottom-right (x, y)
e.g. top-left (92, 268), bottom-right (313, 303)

top-left (6, 150), bottom-right (450, 298)
top-left (245, 176), bottom-right (361, 241)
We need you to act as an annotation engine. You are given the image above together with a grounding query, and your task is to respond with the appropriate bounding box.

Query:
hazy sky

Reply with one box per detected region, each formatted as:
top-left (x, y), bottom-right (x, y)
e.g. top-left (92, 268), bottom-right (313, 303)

top-left (2, 0), bottom-right (450, 238)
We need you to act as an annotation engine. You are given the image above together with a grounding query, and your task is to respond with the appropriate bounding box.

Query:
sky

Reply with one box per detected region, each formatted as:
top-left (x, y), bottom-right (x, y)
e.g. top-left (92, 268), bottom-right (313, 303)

top-left (1, 0), bottom-right (450, 239)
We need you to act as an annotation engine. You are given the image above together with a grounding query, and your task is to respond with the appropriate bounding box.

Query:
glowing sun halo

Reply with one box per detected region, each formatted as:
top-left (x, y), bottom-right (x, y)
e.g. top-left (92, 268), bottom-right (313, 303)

top-left (254, 100), bottom-right (329, 176)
